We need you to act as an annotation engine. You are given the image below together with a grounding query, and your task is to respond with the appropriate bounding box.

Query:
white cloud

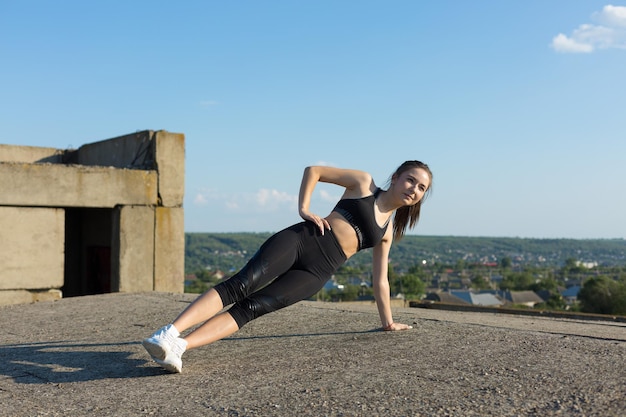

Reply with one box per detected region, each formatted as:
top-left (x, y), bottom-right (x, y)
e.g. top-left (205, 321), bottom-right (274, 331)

top-left (255, 188), bottom-right (298, 210)
top-left (550, 5), bottom-right (626, 53)
top-left (551, 33), bottom-right (593, 53)
top-left (314, 160), bottom-right (334, 166)
top-left (192, 187), bottom-right (297, 212)
top-left (593, 4), bottom-right (626, 27)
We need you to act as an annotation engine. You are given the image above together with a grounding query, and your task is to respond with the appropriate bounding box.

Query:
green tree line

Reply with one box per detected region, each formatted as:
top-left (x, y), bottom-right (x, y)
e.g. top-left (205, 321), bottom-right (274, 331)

top-left (184, 233), bottom-right (626, 315)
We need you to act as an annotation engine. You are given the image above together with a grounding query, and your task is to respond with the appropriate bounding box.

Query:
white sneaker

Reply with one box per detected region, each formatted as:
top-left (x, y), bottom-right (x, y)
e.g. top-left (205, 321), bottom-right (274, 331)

top-left (142, 324), bottom-right (180, 361)
top-left (154, 337), bottom-right (187, 373)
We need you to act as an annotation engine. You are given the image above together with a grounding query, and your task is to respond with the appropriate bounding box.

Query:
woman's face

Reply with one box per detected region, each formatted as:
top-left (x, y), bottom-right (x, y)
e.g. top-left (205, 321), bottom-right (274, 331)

top-left (393, 167), bottom-right (431, 206)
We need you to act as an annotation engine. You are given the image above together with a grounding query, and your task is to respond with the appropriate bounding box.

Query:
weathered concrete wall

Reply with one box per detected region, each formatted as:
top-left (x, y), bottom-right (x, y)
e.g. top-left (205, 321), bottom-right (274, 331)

top-left (0, 207), bottom-right (64, 290)
top-left (112, 206), bottom-right (155, 293)
top-left (154, 131), bottom-right (185, 207)
top-left (0, 130), bottom-right (186, 305)
top-left (0, 163), bottom-right (158, 207)
top-left (154, 207), bottom-right (185, 292)
top-left (0, 144), bottom-right (64, 163)
top-left (71, 130), bottom-right (184, 207)
top-left (72, 131), bottom-right (154, 169)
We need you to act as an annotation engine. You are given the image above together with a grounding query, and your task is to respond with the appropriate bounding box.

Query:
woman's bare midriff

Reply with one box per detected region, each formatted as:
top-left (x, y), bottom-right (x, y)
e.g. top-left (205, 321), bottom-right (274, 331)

top-left (325, 212), bottom-right (360, 259)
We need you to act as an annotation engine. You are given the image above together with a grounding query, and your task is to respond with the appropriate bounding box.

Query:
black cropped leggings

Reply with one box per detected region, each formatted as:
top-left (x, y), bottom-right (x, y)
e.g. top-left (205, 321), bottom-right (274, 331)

top-left (213, 221), bottom-right (347, 328)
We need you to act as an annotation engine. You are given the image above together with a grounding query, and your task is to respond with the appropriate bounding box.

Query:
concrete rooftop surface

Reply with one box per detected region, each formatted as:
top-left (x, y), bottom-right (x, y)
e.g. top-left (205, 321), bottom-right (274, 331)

top-left (1, 293), bottom-right (625, 417)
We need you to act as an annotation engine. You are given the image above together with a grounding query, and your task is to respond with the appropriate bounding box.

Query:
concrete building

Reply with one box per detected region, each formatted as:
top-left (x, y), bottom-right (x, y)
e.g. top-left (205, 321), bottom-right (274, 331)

top-left (0, 130), bottom-right (185, 305)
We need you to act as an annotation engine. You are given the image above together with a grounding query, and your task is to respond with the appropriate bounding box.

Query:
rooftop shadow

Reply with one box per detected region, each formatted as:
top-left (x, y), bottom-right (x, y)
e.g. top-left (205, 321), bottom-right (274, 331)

top-left (0, 341), bottom-right (165, 384)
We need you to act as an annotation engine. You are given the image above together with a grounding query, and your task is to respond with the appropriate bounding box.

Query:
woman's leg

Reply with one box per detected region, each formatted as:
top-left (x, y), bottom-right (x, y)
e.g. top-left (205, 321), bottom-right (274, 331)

top-left (178, 269), bottom-right (327, 350)
top-left (212, 224), bottom-right (302, 308)
top-left (153, 224), bottom-right (304, 340)
top-left (182, 311), bottom-right (239, 349)
top-left (226, 268), bottom-right (329, 329)
top-left (165, 224), bottom-right (303, 334)
top-left (171, 288), bottom-right (224, 333)
top-left (222, 225), bottom-right (345, 329)
top-left (143, 224), bottom-right (339, 371)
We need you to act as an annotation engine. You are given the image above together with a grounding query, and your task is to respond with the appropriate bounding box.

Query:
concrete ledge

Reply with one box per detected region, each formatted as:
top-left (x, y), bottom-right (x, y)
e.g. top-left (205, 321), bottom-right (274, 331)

top-left (410, 300), bottom-right (626, 323)
top-left (0, 289), bottom-right (62, 305)
top-left (0, 144), bottom-right (64, 163)
top-left (0, 163), bottom-right (158, 207)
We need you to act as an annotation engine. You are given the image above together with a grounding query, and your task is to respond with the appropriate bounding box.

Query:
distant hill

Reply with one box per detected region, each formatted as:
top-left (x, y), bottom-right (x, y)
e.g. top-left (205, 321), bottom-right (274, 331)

top-left (185, 233), bottom-right (626, 274)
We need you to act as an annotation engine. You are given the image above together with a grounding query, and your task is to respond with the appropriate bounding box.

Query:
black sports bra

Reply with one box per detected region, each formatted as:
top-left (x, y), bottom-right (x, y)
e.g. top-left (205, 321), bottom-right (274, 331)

top-left (332, 188), bottom-right (390, 251)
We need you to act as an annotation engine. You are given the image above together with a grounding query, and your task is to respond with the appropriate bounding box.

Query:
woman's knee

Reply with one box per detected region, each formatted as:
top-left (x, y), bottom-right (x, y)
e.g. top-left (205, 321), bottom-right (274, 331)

top-left (228, 294), bottom-right (287, 328)
top-left (213, 256), bottom-right (269, 305)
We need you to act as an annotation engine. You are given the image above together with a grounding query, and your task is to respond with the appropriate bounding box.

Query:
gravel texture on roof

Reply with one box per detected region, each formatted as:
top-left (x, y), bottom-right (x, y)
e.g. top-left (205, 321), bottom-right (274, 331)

top-left (1, 293), bottom-right (625, 416)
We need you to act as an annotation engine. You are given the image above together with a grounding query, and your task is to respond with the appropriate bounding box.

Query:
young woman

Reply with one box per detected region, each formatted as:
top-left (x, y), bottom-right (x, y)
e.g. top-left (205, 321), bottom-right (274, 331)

top-left (143, 160), bottom-right (433, 373)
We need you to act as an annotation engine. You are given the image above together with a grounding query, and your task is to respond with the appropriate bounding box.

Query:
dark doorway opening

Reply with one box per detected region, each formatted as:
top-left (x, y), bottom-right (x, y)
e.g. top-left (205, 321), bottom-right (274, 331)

top-left (63, 208), bottom-right (113, 297)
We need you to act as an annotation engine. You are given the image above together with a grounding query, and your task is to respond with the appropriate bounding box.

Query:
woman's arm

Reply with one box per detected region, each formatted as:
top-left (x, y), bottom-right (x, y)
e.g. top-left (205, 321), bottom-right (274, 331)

top-left (298, 166), bottom-right (372, 234)
top-left (372, 226), bottom-right (413, 331)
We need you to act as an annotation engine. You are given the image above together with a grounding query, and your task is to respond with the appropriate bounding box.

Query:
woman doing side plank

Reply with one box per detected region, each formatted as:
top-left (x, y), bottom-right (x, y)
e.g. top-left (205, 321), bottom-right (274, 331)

top-left (142, 161), bottom-right (433, 373)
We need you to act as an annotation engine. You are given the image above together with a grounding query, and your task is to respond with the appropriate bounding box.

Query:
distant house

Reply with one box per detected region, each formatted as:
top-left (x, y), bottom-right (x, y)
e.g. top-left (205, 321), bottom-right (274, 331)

top-left (425, 289), bottom-right (555, 309)
top-left (424, 291), bottom-right (469, 305)
top-left (432, 272), bottom-right (471, 290)
top-left (561, 286), bottom-right (581, 305)
top-left (535, 289), bottom-right (552, 302)
top-left (184, 274), bottom-right (198, 286)
top-left (501, 290), bottom-right (544, 307)
top-left (431, 273), bottom-right (448, 289)
top-left (482, 289), bottom-right (544, 307)
top-left (213, 270), bottom-right (226, 281)
top-left (425, 290), bottom-right (503, 307)
top-left (452, 290), bottom-right (503, 306)
top-left (344, 276), bottom-right (370, 287)
top-left (323, 280), bottom-right (344, 291)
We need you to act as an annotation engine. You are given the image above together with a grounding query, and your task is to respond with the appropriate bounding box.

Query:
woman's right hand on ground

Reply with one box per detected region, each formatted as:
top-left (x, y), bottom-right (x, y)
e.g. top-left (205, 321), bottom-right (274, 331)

top-left (383, 322), bottom-right (413, 331)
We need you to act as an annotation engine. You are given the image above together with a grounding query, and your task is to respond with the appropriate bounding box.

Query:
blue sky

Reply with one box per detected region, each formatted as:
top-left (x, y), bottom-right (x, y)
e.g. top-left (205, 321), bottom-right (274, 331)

top-left (2, 1), bottom-right (625, 239)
